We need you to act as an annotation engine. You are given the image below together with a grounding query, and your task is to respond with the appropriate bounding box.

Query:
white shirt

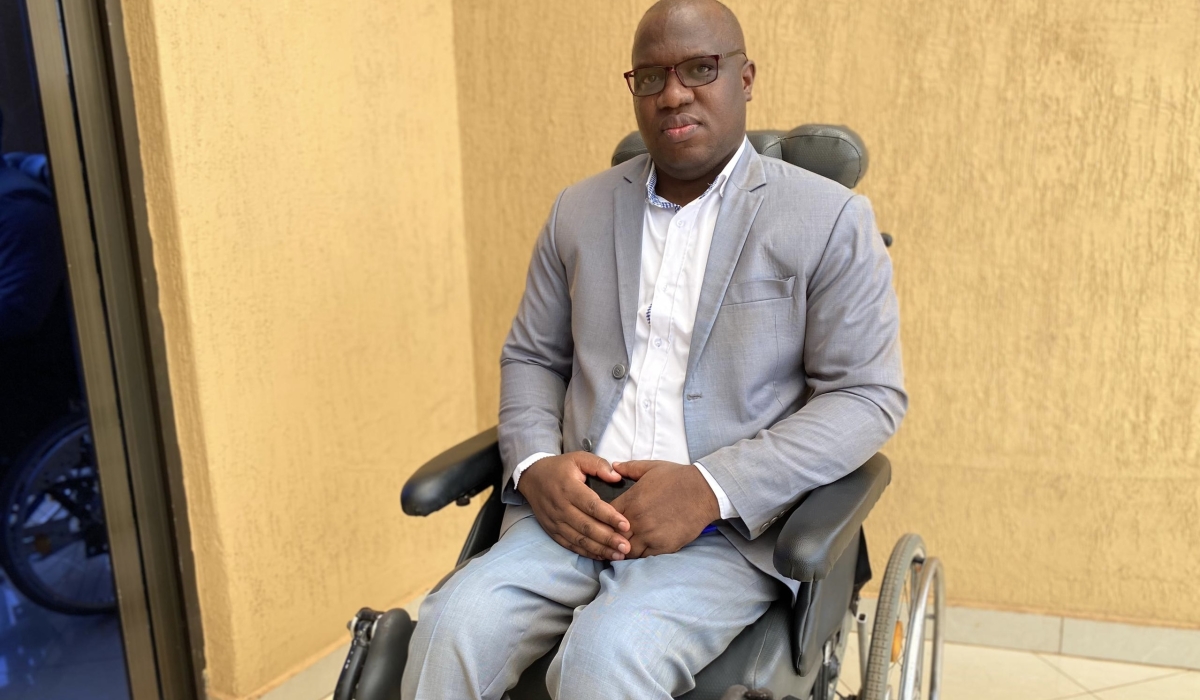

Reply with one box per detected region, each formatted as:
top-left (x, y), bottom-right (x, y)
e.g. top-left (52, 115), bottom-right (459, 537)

top-left (512, 139), bottom-right (750, 520)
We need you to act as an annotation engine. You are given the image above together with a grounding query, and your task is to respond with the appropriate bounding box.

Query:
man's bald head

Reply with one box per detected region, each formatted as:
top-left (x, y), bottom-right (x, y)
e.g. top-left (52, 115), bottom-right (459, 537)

top-left (628, 0), bottom-right (755, 196)
top-left (633, 0), bottom-right (745, 63)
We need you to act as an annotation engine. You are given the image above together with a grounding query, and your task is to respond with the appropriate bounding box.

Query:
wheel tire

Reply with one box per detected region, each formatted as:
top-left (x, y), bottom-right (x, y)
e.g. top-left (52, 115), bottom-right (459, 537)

top-left (0, 415), bottom-right (116, 615)
top-left (860, 533), bottom-right (926, 700)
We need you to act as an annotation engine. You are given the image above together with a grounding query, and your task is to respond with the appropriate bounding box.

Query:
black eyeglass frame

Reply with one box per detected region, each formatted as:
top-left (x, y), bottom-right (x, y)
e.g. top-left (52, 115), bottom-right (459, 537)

top-left (623, 50), bottom-right (747, 96)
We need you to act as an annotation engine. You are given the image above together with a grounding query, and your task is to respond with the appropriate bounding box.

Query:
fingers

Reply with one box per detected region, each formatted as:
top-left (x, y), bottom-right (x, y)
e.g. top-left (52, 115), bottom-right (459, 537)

top-left (575, 453), bottom-right (623, 483)
top-left (557, 521), bottom-right (626, 560)
top-left (566, 501), bottom-right (630, 554)
top-left (625, 534), bottom-right (649, 559)
top-left (555, 481), bottom-right (631, 557)
top-left (524, 455), bottom-right (635, 561)
top-left (548, 530), bottom-right (603, 560)
top-left (611, 459), bottom-right (662, 481)
top-left (537, 499), bottom-right (628, 560)
top-left (573, 487), bottom-right (630, 534)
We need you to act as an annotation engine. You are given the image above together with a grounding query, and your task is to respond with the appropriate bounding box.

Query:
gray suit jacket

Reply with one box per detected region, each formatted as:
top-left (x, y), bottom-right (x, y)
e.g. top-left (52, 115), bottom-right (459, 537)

top-left (497, 144), bottom-right (906, 595)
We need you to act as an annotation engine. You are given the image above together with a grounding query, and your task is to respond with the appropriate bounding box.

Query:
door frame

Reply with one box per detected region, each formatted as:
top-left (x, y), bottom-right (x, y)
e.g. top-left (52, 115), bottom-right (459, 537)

top-left (22, 1), bottom-right (203, 697)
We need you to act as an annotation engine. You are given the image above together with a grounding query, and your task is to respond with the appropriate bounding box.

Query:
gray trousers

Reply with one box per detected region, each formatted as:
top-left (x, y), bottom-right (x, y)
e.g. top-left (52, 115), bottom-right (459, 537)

top-left (401, 515), bottom-right (777, 700)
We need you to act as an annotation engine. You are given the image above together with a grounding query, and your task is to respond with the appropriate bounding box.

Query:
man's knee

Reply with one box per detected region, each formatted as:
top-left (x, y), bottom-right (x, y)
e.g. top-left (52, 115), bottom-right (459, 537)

top-left (403, 557), bottom-right (524, 699)
top-left (550, 604), bottom-right (687, 696)
top-left (416, 557), bottom-right (511, 639)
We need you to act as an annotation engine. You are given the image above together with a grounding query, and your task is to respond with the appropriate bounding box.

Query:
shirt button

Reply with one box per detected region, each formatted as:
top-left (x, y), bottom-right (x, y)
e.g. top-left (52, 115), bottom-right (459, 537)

top-left (582, 438), bottom-right (594, 452)
top-left (642, 399), bottom-right (651, 409)
top-left (654, 338), bottom-right (663, 348)
top-left (612, 364), bottom-right (626, 379)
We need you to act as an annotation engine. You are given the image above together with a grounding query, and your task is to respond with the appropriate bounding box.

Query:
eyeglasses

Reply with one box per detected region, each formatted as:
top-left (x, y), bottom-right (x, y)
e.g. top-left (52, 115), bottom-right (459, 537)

top-left (624, 50), bottom-right (746, 97)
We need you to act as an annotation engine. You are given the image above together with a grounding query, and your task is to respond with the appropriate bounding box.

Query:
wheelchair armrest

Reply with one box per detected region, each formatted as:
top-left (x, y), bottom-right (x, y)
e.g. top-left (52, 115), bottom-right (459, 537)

top-left (401, 426), bottom-right (502, 516)
top-left (772, 453), bottom-right (891, 582)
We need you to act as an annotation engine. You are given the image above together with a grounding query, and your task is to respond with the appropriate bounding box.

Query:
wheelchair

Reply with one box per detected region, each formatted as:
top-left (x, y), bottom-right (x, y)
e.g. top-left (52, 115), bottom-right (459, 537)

top-left (0, 410), bottom-right (115, 615)
top-left (334, 125), bottom-right (945, 700)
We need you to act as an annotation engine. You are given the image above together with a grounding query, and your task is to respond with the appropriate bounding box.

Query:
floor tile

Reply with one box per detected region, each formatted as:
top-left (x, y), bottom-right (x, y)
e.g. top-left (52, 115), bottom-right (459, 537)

top-left (935, 643), bottom-right (1089, 700)
top-left (838, 637), bottom-right (1089, 700)
top-left (27, 659), bottom-right (130, 700)
top-left (0, 575), bottom-right (130, 700)
top-left (1092, 671), bottom-right (1200, 699)
top-left (1038, 652), bottom-right (1184, 692)
top-left (837, 632), bottom-right (862, 692)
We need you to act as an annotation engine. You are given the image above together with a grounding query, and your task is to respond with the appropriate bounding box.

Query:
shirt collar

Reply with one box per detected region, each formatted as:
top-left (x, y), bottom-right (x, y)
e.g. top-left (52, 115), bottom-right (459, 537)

top-left (645, 137), bottom-right (750, 212)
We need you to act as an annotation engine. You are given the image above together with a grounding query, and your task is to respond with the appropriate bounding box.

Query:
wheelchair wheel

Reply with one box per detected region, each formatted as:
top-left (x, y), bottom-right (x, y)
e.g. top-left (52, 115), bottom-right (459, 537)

top-left (0, 415), bottom-right (116, 615)
top-left (860, 534), bottom-right (944, 700)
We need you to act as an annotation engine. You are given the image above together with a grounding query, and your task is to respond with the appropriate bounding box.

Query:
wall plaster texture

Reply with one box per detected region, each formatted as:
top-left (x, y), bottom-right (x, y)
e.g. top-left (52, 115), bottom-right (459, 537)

top-left (121, 0), bottom-right (480, 696)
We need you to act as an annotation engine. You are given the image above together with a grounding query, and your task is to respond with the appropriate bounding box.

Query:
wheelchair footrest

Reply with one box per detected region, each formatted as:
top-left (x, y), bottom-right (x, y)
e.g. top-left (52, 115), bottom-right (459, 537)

top-left (333, 607), bottom-right (414, 700)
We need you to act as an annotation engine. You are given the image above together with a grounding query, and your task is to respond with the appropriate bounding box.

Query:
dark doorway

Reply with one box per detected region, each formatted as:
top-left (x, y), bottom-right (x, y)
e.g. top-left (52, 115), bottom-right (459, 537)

top-left (0, 2), bottom-right (130, 697)
top-left (0, 1), bottom-right (203, 698)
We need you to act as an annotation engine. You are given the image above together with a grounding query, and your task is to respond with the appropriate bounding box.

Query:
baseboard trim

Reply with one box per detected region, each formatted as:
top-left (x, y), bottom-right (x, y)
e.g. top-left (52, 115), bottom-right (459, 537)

top-left (260, 594), bottom-right (427, 700)
top-left (855, 597), bottom-right (1200, 670)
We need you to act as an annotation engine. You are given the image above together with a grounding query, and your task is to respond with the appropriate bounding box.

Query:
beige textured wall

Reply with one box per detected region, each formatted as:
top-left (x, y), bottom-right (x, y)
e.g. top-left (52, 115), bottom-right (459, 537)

top-left (455, 0), bottom-right (1200, 628)
top-left (122, 1), bottom-right (480, 697)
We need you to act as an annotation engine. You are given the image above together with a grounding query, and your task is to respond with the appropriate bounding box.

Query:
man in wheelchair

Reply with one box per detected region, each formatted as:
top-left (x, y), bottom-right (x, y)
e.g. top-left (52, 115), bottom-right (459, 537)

top-left (400, 1), bottom-right (906, 698)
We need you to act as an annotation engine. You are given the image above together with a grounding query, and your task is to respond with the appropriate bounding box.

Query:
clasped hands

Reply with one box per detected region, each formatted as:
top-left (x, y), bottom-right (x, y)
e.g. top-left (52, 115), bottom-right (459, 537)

top-left (518, 452), bottom-right (721, 561)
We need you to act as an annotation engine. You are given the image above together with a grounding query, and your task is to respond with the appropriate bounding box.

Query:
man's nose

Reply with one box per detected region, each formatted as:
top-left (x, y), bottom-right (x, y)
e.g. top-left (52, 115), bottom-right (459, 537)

top-left (655, 70), bottom-right (694, 109)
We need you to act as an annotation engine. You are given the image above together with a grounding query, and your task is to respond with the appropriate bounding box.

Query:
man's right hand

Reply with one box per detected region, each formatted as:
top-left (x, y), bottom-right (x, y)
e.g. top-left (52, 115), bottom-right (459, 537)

top-left (518, 452), bottom-right (632, 561)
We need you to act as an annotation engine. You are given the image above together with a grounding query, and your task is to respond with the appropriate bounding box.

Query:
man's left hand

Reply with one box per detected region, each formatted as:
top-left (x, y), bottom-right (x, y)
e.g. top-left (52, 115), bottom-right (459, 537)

top-left (609, 460), bottom-right (720, 558)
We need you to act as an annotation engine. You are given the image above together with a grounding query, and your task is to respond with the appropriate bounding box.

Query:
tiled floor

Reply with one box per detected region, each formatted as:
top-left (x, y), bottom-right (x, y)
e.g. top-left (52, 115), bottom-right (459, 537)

top-left (0, 573), bottom-right (130, 700)
top-left (320, 635), bottom-right (1199, 700)
top-left (836, 633), bottom-right (1200, 700)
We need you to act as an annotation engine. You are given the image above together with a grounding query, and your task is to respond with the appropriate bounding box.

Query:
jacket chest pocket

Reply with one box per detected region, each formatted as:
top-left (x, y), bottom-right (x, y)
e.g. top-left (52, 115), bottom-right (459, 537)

top-left (721, 276), bottom-right (796, 306)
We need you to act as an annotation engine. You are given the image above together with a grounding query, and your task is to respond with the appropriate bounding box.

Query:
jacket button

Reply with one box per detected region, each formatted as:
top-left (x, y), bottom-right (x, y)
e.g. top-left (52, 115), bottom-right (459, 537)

top-left (612, 364), bottom-right (626, 379)
top-left (582, 438), bottom-right (594, 452)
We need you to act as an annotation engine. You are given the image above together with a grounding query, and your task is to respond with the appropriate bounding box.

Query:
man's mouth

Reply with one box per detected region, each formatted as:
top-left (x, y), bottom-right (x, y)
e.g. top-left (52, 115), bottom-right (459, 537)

top-left (663, 123), bottom-right (700, 141)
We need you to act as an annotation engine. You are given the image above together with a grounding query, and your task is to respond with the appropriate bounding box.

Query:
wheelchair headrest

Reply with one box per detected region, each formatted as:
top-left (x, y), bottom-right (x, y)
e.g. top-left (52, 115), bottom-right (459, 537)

top-left (611, 124), bottom-right (869, 189)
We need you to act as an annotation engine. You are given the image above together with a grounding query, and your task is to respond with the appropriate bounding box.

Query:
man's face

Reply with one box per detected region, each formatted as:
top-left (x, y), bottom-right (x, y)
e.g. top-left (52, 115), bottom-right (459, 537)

top-left (630, 10), bottom-right (754, 182)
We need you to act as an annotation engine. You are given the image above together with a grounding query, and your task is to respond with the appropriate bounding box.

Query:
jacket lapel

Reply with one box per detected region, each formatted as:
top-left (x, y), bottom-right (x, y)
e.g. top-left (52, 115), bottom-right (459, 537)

top-left (686, 150), bottom-right (767, 381)
top-left (613, 156), bottom-right (652, 360)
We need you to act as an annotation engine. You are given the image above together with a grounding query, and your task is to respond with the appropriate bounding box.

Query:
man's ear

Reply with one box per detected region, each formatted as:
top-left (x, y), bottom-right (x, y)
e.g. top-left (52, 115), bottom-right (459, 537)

top-left (742, 59), bottom-right (756, 101)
